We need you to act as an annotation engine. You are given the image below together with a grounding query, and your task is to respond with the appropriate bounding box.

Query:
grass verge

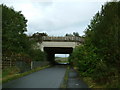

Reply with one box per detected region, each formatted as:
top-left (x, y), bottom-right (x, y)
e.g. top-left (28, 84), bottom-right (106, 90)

top-left (2, 65), bottom-right (51, 84)
top-left (73, 67), bottom-right (105, 88)
top-left (60, 66), bottom-right (69, 88)
top-left (82, 77), bottom-right (106, 88)
top-left (72, 67), bottom-right (120, 88)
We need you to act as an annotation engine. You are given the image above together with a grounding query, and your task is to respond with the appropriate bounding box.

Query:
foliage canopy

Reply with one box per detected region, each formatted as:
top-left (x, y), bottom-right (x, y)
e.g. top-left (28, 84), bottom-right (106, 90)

top-left (2, 4), bottom-right (45, 64)
top-left (69, 1), bottom-right (120, 88)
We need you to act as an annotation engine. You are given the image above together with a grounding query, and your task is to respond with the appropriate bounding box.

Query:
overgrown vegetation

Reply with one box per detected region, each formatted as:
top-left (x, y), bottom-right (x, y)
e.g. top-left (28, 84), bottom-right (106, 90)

top-left (2, 65), bottom-right (50, 84)
top-left (2, 4), bottom-right (46, 63)
top-left (2, 4), bottom-right (47, 79)
top-left (65, 32), bottom-right (80, 37)
top-left (69, 1), bottom-right (120, 88)
top-left (55, 57), bottom-right (69, 64)
top-left (60, 66), bottom-right (69, 88)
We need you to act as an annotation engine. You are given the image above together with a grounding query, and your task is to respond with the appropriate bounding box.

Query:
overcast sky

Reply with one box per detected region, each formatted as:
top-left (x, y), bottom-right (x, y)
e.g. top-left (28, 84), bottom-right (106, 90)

top-left (1, 0), bottom-right (112, 36)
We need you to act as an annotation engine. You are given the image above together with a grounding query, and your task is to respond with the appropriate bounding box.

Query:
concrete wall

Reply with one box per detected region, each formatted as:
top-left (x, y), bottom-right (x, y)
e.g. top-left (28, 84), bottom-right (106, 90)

top-left (39, 41), bottom-right (81, 51)
top-left (42, 42), bottom-right (76, 48)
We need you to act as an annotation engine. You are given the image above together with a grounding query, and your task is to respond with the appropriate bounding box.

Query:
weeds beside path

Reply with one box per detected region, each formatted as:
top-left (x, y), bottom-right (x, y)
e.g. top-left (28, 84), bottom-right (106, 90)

top-left (2, 65), bottom-right (51, 84)
top-left (60, 66), bottom-right (69, 88)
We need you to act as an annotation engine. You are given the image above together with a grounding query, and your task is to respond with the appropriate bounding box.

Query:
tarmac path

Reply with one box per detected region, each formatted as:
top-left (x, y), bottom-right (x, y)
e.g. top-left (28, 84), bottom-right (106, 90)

top-left (3, 65), bottom-right (66, 88)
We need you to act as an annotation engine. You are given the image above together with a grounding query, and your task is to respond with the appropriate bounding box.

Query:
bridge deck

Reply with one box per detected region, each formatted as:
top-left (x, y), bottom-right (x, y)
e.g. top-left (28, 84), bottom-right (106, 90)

top-left (42, 36), bottom-right (84, 42)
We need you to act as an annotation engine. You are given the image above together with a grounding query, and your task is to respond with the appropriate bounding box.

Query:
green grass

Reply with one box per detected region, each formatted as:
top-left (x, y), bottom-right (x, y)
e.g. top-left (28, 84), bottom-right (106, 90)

top-left (56, 61), bottom-right (69, 63)
top-left (73, 66), bottom-right (105, 88)
top-left (60, 66), bottom-right (69, 88)
top-left (2, 66), bottom-right (20, 78)
top-left (2, 65), bottom-right (51, 84)
top-left (82, 77), bottom-right (106, 88)
top-left (79, 75), bottom-right (120, 88)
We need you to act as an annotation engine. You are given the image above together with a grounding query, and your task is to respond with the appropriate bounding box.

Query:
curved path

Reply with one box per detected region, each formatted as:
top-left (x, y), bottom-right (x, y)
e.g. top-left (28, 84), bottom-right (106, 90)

top-left (3, 65), bottom-right (66, 88)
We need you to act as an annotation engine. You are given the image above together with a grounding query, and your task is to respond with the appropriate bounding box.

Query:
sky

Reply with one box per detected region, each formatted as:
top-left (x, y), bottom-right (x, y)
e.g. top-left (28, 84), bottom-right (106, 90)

top-left (55, 54), bottom-right (69, 58)
top-left (1, 0), bottom-right (112, 57)
top-left (1, 0), bottom-right (112, 36)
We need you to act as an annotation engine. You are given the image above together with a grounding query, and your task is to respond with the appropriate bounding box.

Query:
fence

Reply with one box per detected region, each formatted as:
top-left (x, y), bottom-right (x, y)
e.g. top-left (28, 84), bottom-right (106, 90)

top-left (15, 61), bottom-right (31, 73)
top-left (2, 60), bottom-right (50, 73)
top-left (31, 61), bottom-right (50, 69)
top-left (2, 59), bottom-right (16, 69)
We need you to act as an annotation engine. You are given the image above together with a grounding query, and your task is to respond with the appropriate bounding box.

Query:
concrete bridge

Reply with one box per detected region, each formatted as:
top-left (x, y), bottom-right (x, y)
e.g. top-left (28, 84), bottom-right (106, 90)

top-left (36, 36), bottom-right (84, 64)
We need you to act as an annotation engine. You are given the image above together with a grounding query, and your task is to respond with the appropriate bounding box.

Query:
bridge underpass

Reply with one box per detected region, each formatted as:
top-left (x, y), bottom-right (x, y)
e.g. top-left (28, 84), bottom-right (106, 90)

top-left (2, 36), bottom-right (86, 88)
top-left (37, 36), bottom-right (84, 64)
top-left (44, 47), bottom-right (73, 64)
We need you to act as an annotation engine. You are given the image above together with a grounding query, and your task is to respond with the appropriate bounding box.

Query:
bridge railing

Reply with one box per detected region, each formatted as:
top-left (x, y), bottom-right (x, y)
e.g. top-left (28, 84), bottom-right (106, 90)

top-left (42, 36), bottom-right (84, 42)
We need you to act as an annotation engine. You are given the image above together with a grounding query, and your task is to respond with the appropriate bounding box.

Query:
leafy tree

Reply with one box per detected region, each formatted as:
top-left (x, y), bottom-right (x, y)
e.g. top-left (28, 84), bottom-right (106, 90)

top-left (65, 33), bottom-right (73, 36)
top-left (28, 49), bottom-right (45, 61)
top-left (69, 1), bottom-right (120, 87)
top-left (2, 4), bottom-right (28, 53)
top-left (2, 4), bottom-right (45, 64)
top-left (65, 32), bottom-right (80, 37)
top-left (30, 32), bottom-right (48, 43)
top-left (73, 32), bottom-right (79, 37)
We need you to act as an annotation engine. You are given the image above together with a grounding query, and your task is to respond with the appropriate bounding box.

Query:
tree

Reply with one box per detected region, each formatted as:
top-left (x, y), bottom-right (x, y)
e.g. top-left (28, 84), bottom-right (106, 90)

top-left (65, 32), bottom-right (80, 37)
top-left (73, 32), bottom-right (79, 37)
top-left (69, 1), bottom-right (120, 87)
top-left (65, 33), bottom-right (73, 36)
top-left (2, 4), bottom-right (47, 70)
top-left (2, 4), bottom-right (28, 53)
top-left (30, 32), bottom-right (48, 43)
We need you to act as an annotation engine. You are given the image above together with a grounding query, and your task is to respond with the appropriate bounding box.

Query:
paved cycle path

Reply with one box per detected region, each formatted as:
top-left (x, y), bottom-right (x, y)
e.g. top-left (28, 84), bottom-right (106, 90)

top-left (67, 68), bottom-right (89, 88)
top-left (3, 65), bottom-right (66, 88)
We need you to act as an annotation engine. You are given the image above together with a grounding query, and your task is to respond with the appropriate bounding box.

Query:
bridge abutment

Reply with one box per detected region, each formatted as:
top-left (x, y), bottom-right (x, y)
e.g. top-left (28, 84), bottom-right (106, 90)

top-left (33, 36), bottom-right (84, 64)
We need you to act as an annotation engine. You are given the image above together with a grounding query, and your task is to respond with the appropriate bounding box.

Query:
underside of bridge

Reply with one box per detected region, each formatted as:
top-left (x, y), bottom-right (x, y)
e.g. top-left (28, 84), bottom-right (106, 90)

top-left (44, 47), bottom-right (73, 64)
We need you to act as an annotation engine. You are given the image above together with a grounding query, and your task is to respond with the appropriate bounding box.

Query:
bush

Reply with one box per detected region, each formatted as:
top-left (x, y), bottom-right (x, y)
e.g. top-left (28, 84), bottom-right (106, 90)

top-left (69, 2), bottom-right (120, 88)
top-left (69, 45), bottom-right (98, 77)
top-left (2, 66), bottom-right (20, 78)
top-left (28, 49), bottom-right (45, 61)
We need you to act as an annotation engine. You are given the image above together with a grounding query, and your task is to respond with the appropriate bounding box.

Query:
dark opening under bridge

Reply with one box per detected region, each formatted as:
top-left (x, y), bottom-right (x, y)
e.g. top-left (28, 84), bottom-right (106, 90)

top-left (36, 36), bottom-right (84, 64)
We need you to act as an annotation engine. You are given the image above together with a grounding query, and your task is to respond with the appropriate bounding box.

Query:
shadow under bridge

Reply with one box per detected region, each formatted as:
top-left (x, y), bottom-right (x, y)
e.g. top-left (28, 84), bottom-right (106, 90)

top-left (44, 47), bottom-right (73, 65)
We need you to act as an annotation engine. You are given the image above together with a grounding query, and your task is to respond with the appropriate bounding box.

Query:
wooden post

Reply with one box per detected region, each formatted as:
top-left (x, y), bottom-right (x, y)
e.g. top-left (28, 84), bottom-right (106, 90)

top-left (10, 59), bottom-right (12, 67)
top-left (31, 61), bottom-right (33, 69)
